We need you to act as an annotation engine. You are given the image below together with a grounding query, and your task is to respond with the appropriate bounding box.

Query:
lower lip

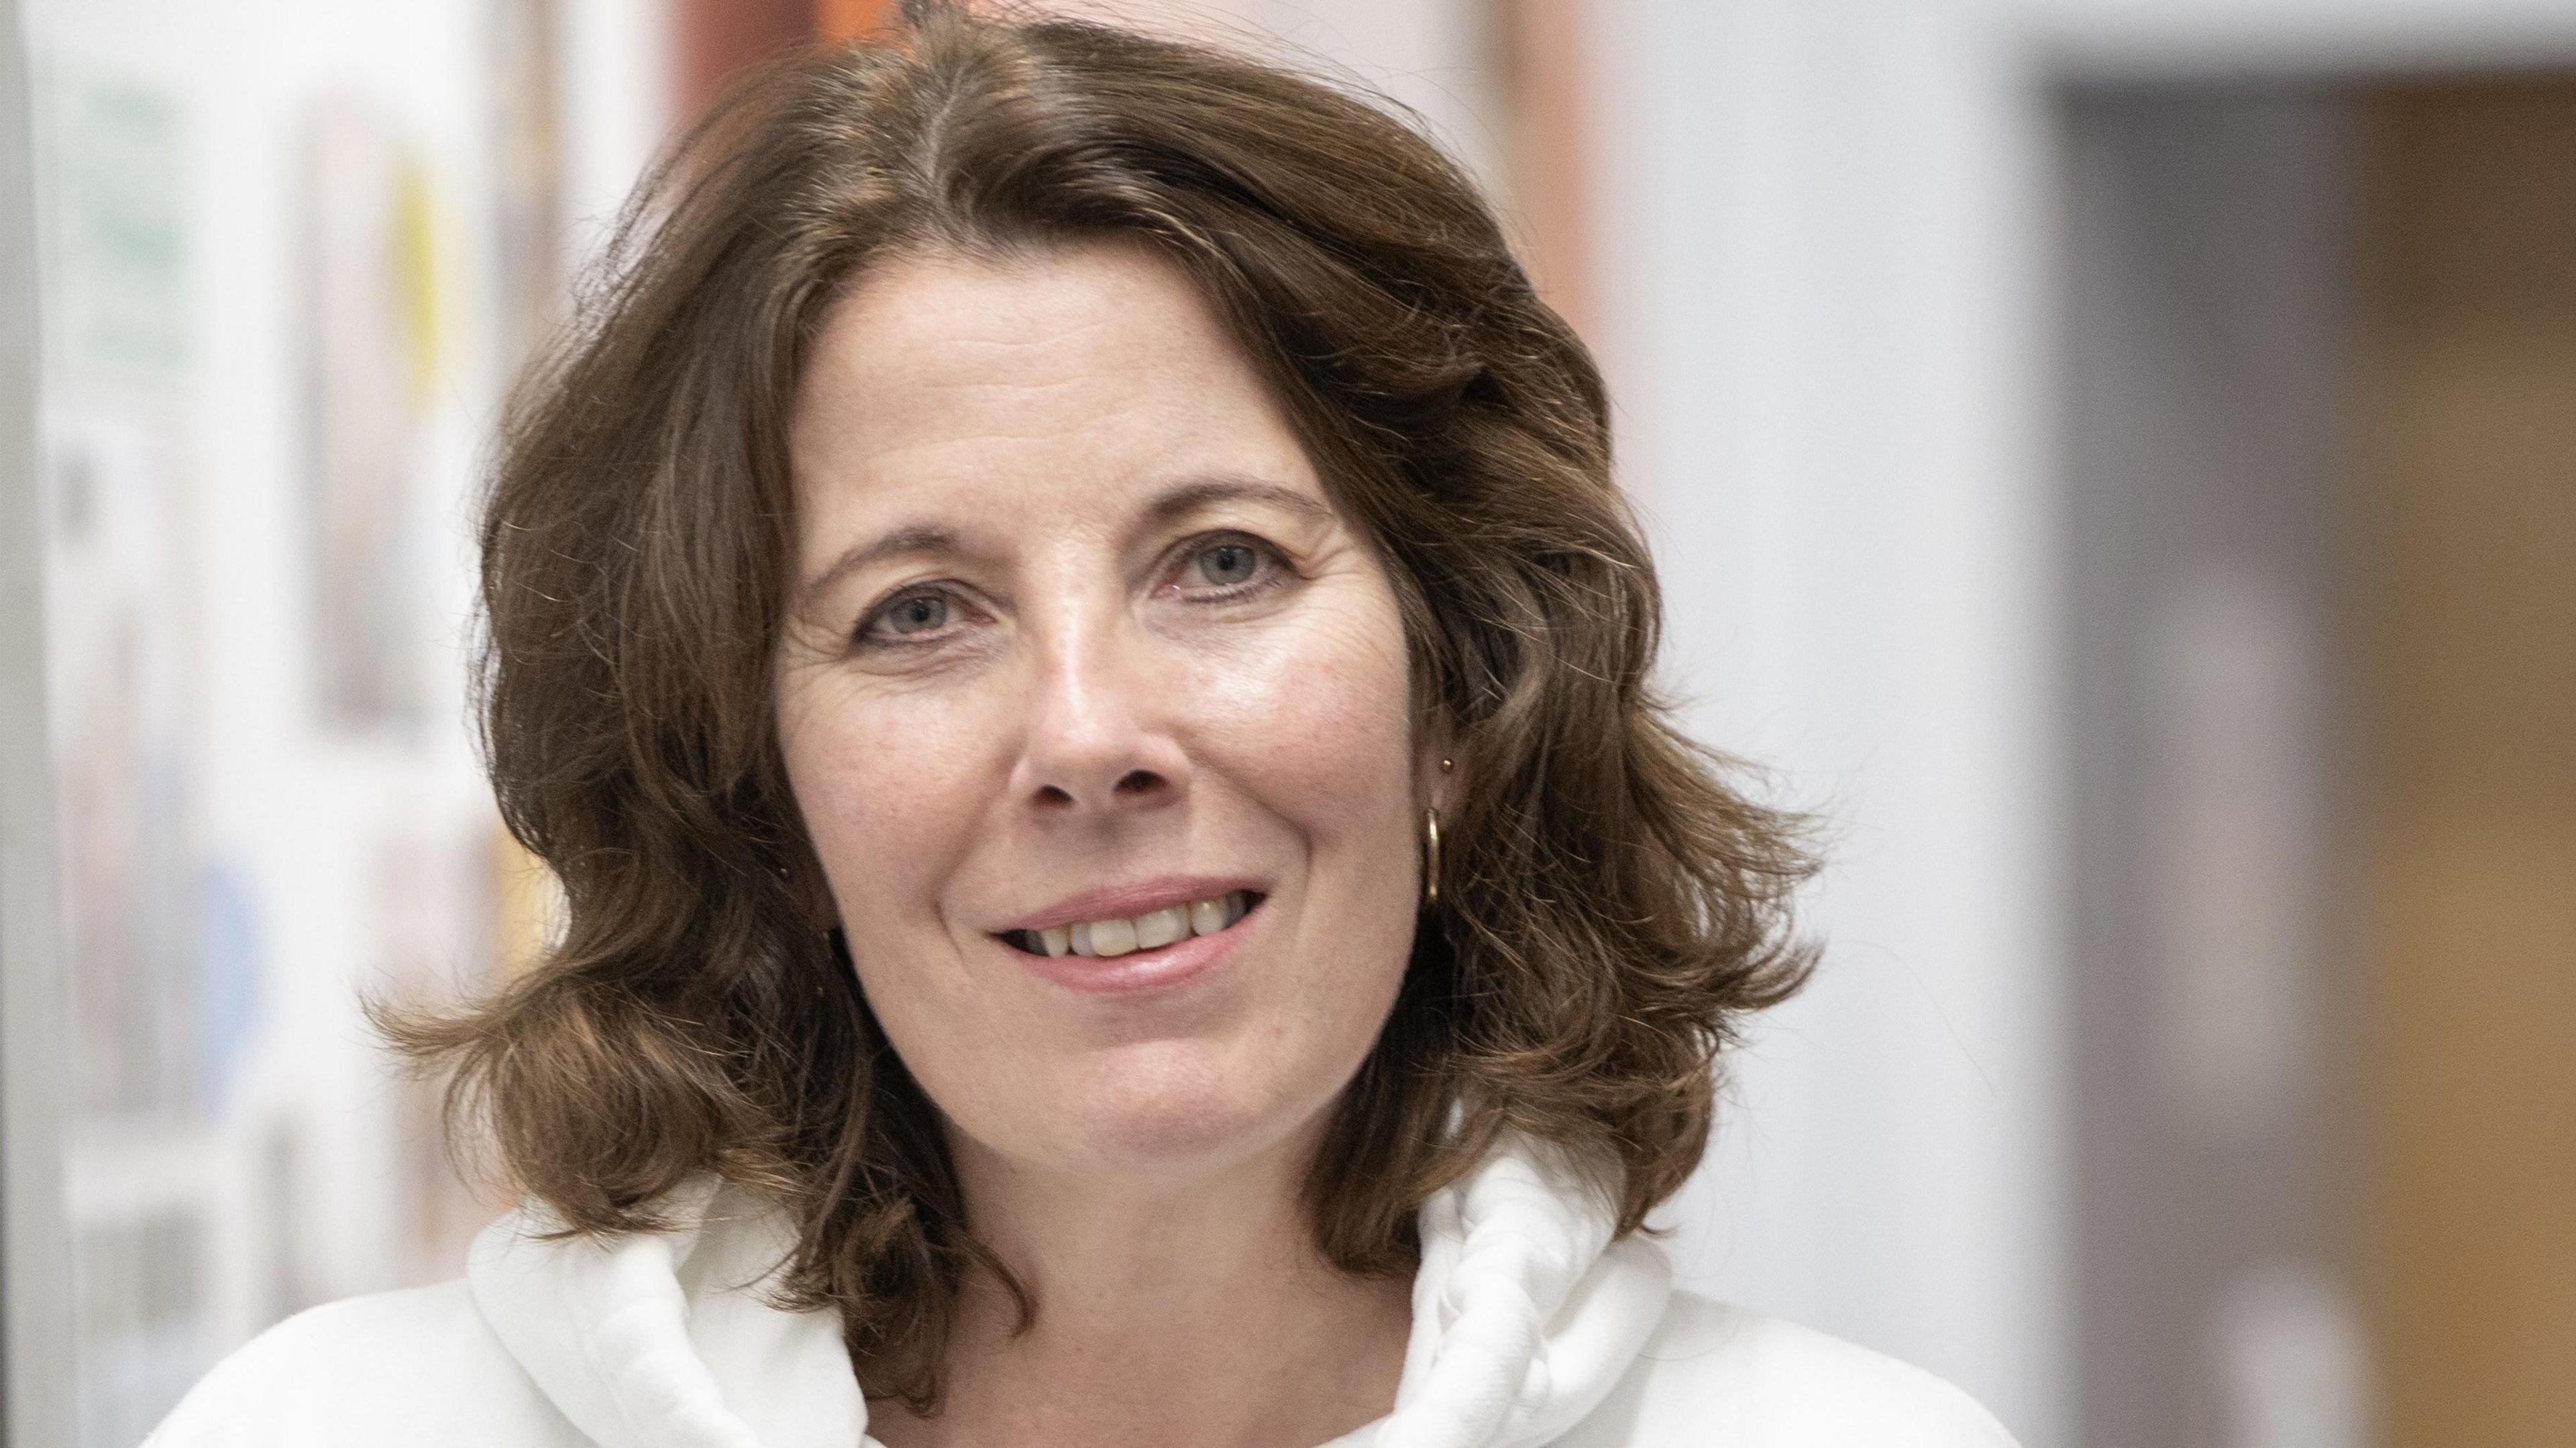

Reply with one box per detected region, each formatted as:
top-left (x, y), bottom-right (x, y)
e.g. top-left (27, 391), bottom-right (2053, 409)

top-left (1012, 907), bottom-right (1254, 995)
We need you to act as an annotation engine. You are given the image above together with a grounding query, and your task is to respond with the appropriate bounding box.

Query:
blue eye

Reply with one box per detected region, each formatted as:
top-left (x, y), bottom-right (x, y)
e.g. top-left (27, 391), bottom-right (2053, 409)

top-left (867, 592), bottom-right (949, 641)
top-left (1195, 541), bottom-right (1261, 587)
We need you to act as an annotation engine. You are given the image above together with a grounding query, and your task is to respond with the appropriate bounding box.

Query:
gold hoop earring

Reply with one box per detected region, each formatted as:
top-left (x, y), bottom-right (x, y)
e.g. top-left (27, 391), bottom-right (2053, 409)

top-left (1422, 807), bottom-right (1442, 906)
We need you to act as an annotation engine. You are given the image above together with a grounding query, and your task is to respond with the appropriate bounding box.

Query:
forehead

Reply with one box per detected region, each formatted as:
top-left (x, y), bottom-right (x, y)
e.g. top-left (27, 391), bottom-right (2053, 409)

top-left (788, 239), bottom-right (1322, 531)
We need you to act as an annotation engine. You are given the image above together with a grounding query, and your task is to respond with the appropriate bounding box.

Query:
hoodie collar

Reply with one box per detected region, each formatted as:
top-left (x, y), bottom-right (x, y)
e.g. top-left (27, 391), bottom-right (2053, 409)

top-left (468, 1178), bottom-right (863, 1448)
top-left (1352, 1143), bottom-right (1672, 1448)
top-left (467, 1139), bottom-right (1672, 1448)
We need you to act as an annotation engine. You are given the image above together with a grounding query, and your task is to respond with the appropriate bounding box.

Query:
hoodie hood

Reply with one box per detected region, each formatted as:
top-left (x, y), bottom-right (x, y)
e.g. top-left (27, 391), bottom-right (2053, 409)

top-left (1360, 1146), bottom-right (1672, 1448)
top-left (466, 1140), bottom-right (1674, 1448)
top-left (466, 1178), bottom-right (860, 1448)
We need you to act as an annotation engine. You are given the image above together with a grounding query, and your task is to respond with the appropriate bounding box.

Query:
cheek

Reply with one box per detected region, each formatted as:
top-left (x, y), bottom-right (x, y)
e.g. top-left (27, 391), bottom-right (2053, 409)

top-left (775, 671), bottom-right (999, 923)
top-left (1189, 587), bottom-right (1424, 1048)
top-left (1191, 592), bottom-right (1419, 832)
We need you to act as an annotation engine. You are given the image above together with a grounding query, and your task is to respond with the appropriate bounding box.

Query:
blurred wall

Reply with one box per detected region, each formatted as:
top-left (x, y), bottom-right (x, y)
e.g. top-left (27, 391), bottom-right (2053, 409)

top-left (1592, 5), bottom-right (2576, 1445)
top-left (1593, 3), bottom-right (2067, 1437)
top-left (20, 1), bottom-right (672, 1440)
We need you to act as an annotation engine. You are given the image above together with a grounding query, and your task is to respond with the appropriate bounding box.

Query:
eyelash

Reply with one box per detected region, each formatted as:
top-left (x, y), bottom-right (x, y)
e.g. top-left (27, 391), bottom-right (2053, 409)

top-left (849, 534), bottom-right (1292, 651)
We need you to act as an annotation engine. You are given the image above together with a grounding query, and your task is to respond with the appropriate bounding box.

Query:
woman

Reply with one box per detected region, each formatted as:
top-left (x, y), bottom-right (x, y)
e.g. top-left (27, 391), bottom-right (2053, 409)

top-left (154, 7), bottom-right (2015, 1446)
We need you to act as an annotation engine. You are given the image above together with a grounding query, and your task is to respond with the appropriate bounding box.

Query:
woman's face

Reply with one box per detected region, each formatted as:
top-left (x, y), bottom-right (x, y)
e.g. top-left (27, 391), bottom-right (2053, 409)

top-left (776, 239), bottom-right (1433, 1186)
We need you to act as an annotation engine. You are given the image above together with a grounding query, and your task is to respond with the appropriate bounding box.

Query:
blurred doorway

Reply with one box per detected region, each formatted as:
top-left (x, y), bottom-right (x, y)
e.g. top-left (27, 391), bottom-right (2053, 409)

top-left (2059, 74), bottom-right (2576, 1448)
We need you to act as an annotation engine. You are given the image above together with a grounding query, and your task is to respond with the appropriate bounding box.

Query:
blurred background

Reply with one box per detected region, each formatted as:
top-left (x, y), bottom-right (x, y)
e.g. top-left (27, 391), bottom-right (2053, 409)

top-left (0, 1), bottom-right (2569, 1445)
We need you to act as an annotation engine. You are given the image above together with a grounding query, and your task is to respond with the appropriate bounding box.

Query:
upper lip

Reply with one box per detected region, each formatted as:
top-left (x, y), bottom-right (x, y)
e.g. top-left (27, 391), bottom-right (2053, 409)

top-left (996, 875), bottom-right (1267, 934)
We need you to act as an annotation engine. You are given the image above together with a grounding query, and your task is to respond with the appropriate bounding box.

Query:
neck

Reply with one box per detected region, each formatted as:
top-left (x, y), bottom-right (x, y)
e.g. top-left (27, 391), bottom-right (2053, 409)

top-left (864, 1129), bottom-right (1413, 1448)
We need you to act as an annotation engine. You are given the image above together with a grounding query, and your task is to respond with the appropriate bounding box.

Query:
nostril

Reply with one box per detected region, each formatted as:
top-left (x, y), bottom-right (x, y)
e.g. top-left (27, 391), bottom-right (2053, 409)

top-left (1025, 771), bottom-right (1168, 809)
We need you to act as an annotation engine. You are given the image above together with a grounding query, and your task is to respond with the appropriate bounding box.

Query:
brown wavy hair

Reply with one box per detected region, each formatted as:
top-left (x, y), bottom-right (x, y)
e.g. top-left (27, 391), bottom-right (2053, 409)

top-left (389, 1), bottom-right (1814, 1410)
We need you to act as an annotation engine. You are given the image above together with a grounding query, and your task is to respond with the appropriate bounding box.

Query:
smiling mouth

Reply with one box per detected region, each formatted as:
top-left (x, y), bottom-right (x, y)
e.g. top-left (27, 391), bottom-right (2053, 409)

top-left (1002, 891), bottom-right (1262, 959)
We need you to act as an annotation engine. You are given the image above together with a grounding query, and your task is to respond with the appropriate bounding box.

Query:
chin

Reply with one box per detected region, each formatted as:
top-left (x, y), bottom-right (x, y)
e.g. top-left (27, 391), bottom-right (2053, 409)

top-left (1053, 1039), bottom-right (1338, 1182)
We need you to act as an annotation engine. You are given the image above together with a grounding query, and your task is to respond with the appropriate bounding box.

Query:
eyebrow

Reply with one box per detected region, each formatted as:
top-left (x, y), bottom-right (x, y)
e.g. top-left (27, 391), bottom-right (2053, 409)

top-left (794, 475), bottom-right (1332, 612)
top-left (794, 522), bottom-right (961, 614)
top-left (1141, 475), bottom-right (1336, 528)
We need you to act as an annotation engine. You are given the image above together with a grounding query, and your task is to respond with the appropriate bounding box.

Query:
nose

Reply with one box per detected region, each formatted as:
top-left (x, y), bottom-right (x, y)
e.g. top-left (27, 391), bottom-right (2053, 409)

top-left (1010, 608), bottom-right (1187, 818)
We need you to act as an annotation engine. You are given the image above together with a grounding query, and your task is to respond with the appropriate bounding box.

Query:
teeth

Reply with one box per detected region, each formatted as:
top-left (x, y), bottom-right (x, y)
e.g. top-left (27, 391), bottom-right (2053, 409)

top-left (1018, 893), bottom-right (1257, 958)
top-left (1134, 906), bottom-right (1187, 950)
top-left (1190, 897), bottom-right (1226, 936)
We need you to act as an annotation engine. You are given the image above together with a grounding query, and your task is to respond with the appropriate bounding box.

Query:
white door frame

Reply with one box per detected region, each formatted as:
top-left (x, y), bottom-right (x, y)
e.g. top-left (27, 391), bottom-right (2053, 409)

top-left (0, 0), bottom-right (72, 1439)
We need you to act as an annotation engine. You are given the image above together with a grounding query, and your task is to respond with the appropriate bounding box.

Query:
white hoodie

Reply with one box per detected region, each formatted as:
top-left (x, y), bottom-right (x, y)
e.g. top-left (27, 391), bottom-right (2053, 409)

top-left (148, 1143), bottom-right (2016, 1447)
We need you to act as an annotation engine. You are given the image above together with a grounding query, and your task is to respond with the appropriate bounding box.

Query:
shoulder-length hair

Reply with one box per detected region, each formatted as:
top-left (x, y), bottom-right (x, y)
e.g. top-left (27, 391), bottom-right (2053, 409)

top-left (392, 0), bottom-right (1813, 1410)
